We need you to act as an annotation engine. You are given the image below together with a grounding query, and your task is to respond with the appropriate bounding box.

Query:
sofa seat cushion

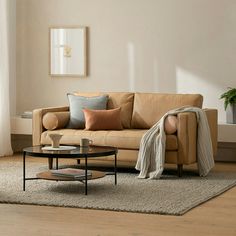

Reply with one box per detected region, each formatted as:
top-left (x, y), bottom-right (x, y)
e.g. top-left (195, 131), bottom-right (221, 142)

top-left (41, 129), bottom-right (178, 150)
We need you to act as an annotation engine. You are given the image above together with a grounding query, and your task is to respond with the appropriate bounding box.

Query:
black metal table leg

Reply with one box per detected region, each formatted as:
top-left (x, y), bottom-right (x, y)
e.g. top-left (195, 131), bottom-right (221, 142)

top-left (85, 155), bottom-right (88, 195)
top-left (56, 157), bottom-right (58, 170)
top-left (115, 152), bottom-right (117, 185)
top-left (23, 151), bottom-right (26, 191)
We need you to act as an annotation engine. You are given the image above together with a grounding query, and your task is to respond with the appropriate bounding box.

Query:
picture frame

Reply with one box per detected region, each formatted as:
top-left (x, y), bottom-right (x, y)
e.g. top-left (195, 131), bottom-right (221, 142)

top-left (49, 26), bottom-right (87, 77)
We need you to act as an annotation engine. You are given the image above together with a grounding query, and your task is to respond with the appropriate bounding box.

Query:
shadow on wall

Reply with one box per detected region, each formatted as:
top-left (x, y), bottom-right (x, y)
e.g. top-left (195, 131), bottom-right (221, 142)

top-left (173, 1), bottom-right (236, 122)
top-left (125, 0), bottom-right (236, 122)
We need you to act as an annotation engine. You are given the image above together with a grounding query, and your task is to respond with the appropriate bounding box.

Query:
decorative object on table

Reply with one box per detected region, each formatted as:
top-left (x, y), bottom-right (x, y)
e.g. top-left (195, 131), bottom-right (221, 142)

top-left (42, 145), bottom-right (76, 151)
top-left (80, 138), bottom-right (93, 147)
top-left (48, 133), bottom-right (63, 148)
top-left (220, 87), bottom-right (236, 124)
top-left (50, 26), bottom-right (87, 77)
top-left (51, 168), bottom-right (92, 180)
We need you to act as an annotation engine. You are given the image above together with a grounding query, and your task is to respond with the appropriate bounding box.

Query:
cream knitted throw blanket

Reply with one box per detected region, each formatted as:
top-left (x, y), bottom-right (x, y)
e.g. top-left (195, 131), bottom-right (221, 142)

top-left (135, 107), bottom-right (215, 179)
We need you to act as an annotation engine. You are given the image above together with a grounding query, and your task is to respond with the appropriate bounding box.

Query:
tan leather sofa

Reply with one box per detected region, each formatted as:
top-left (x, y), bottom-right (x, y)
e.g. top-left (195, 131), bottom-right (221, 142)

top-left (32, 92), bottom-right (217, 175)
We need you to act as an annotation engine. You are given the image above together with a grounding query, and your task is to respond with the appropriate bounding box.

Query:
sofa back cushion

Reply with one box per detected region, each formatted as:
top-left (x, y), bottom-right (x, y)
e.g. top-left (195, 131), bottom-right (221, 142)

top-left (74, 92), bottom-right (134, 128)
top-left (106, 92), bottom-right (134, 128)
top-left (131, 93), bottom-right (203, 129)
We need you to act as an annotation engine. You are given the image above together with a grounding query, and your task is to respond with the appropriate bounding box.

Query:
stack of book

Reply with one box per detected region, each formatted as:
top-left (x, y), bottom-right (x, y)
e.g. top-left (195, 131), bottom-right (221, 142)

top-left (51, 168), bottom-right (92, 180)
top-left (21, 111), bottom-right (33, 119)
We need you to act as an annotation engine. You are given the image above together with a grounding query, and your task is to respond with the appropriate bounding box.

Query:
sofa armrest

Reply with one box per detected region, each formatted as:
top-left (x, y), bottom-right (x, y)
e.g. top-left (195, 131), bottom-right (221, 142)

top-left (176, 109), bottom-right (218, 165)
top-left (177, 112), bottom-right (197, 165)
top-left (203, 108), bottom-right (218, 156)
top-left (32, 106), bottom-right (69, 146)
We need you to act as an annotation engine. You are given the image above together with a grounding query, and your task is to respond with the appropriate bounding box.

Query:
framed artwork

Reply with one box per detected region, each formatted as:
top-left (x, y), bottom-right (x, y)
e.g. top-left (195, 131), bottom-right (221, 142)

top-left (50, 26), bottom-right (87, 77)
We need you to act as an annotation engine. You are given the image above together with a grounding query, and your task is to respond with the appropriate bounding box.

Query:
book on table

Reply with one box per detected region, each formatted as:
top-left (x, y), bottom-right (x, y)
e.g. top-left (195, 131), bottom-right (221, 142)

top-left (51, 168), bottom-right (92, 179)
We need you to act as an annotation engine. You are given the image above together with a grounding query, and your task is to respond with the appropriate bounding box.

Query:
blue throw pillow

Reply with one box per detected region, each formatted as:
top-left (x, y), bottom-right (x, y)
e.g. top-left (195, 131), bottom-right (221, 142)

top-left (66, 94), bottom-right (108, 129)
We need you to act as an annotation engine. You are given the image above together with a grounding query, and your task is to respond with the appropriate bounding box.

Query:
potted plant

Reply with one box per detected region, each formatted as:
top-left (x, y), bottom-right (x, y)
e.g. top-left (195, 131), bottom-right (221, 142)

top-left (220, 87), bottom-right (236, 124)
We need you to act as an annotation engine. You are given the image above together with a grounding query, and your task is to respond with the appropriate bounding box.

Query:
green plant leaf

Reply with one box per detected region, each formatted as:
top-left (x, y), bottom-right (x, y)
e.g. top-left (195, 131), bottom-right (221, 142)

top-left (220, 87), bottom-right (236, 110)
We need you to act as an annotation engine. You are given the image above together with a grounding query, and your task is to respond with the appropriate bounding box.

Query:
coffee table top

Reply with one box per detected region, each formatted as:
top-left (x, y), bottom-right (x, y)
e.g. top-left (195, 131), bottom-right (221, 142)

top-left (23, 145), bottom-right (117, 158)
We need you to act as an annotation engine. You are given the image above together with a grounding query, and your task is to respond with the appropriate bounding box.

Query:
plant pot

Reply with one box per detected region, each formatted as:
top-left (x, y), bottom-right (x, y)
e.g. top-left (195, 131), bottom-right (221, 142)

top-left (226, 104), bottom-right (236, 124)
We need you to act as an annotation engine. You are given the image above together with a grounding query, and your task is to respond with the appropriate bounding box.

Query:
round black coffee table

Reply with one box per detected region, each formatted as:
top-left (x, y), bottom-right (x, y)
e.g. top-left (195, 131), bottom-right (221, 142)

top-left (23, 145), bottom-right (118, 195)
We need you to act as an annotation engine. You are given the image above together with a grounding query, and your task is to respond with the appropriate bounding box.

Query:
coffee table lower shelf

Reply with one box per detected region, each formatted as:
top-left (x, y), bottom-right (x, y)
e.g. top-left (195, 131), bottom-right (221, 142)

top-left (36, 170), bottom-right (106, 181)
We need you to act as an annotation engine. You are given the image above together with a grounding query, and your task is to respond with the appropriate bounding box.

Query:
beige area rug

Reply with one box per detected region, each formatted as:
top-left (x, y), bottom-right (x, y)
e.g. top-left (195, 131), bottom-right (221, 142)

top-left (0, 160), bottom-right (236, 216)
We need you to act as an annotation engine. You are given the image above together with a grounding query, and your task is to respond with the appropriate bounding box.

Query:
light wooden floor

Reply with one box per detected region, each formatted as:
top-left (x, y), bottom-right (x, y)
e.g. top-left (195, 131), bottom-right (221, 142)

top-left (0, 155), bottom-right (236, 236)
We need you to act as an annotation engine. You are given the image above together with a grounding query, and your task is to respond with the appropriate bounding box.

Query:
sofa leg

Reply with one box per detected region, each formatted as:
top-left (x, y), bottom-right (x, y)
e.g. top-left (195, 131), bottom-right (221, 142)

top-left (48, 158), bottom-right (53, 169)
top-left (177, 164), bottom-right (183, 177)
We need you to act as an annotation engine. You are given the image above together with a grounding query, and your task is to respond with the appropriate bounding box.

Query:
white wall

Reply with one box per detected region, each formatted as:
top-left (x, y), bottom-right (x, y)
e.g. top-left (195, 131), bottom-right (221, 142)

top-left (8, 0), bottom-right (16, 115)
top-left (16, 0), bottom-right (236, 122)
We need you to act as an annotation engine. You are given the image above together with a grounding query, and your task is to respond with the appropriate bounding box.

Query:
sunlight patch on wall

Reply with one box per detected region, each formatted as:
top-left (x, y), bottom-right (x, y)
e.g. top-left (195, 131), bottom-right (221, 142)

top-left (176, 67), bottom-right (210, 95)
top-left (127, 42), bottom-right (135, 92)
top-left (152, 58), bottom-right (160, 92)
top-left (176, 67), bottom-right (225, 122)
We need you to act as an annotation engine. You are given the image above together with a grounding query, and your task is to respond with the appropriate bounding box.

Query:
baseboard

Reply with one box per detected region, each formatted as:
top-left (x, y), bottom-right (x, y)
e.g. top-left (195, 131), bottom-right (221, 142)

top-left (215, 142), bottom-right (236, 162)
